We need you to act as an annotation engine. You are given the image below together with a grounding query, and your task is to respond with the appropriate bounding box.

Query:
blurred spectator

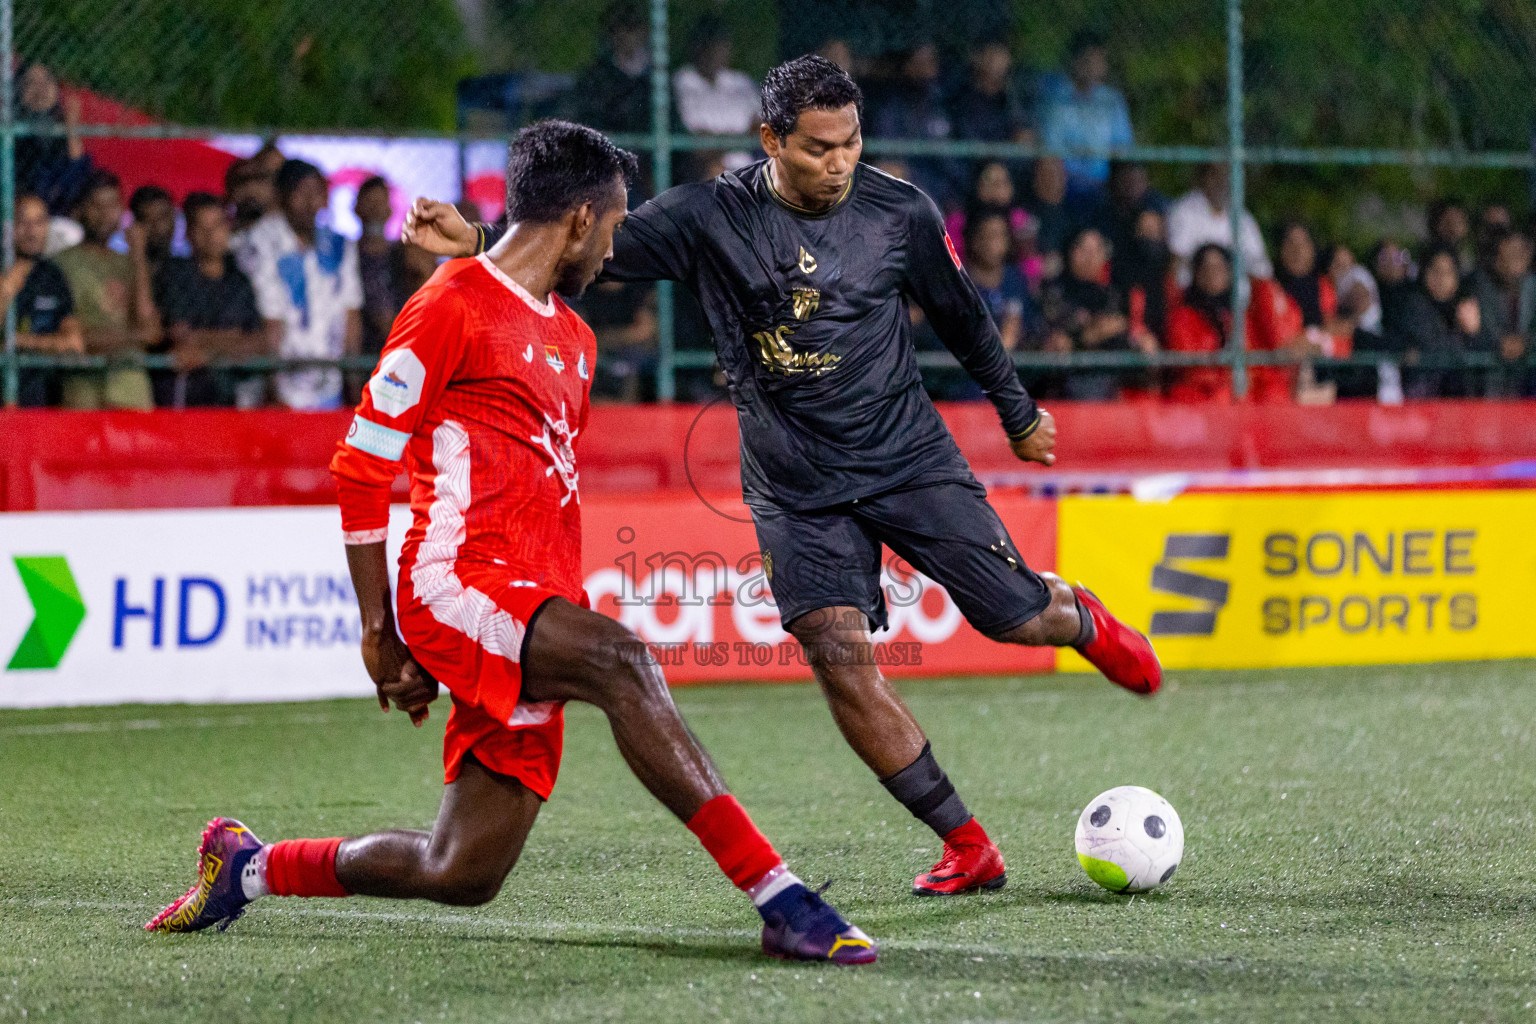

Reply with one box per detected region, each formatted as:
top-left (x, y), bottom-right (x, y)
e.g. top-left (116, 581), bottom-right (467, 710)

top-left (1327, 243), bottom-right (1381, 335)
top-left (816, 38), bottom-right (854, 74)
top-left (152, 192), bottom-right (265, 408)
top-left (1027, 156), bottom-right (1073, 280)
top-left (1475, 204), bottom-right (1513, 264)
top-left (945, 161), bottom-right (1040, 284)
top-left (1167, 163), bottom-right (1272, 285)
top-left (1111, 206), bottom-right (1172, 343)
top-left (234, 159), bottom-right (361, 411)
top-left (575, 1), bottom-right (653, 134)
top-left (1388, 245), bottom-right (1490, 398)
top-left (1372, 239), bottom-right (1415, 330)
top-left (1465, 227), bottom-right (1535, 397)
top-left (870, 43), bottom-right (962, 207)
top-left (872, 158), bottom-right (911, 182)
top-left (1274, 222), bottom-right (1359, 402)
top-left (1427, 198), bottom-right (1473, 273)
top-left (129, 185), bottom-right (178, 275)
top-left (963, 207), bottom-right (1037, 353)
top-left (17, 63), bottom-right (92, 215)
top-left (1093, 161), bottom-right (1165, 257)
top-left (579, 281), bottom-right (658, 402)
top-left (1274, 223), bottom-right (1354, 344)
top-left (226, 159), bottom-right (277, 234)
top-left (950, 42), bottom-right (1031, 146)
top-left (42, 208), bottom-right (85, 259)
top-left (673, 16), bottom-right (760, 170)
top-left (1039, 226), bottom-right (1148, 400)
top-left (1037, 31), bottom-right (1133, 199)
top-left (1164, 243), bottom-right (1292, 403)
top-left (3, 193), bottom-right (84, 406)
top-left (355, 176), bottom-right (401, 355)
top-left (53, 170), bottom-right (160, 409)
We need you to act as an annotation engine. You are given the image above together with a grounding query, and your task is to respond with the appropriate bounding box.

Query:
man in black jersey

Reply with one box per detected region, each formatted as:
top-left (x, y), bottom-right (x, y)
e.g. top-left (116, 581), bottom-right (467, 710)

top-left (405, 56), bottom-right (1161, 898)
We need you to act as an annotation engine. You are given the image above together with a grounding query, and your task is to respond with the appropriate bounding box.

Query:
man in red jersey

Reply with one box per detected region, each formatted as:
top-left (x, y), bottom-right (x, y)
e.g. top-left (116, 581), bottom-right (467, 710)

top-left (145, 122), bottom-right (875, 965)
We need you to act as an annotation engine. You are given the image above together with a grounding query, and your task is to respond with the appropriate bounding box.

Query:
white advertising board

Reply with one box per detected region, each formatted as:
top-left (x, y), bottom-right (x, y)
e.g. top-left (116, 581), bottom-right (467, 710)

top-left (0, 507), bottom-right (411, 708)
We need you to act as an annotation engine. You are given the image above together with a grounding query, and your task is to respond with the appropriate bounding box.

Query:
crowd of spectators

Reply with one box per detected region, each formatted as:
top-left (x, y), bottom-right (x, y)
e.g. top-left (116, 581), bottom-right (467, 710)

top-left (10, 22), bottom-right (1536, 409)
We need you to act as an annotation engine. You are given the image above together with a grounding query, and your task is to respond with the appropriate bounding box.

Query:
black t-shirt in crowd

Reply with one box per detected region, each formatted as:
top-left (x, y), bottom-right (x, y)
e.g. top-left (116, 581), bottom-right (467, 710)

top-left (16, 258), bottom-right (73, 335)
top-left (597, 160), bottom-right (1039, 510)
top-left (154, 255), bottom-right (262, 333)
top-left (14, 258), bottom-right (74, 407)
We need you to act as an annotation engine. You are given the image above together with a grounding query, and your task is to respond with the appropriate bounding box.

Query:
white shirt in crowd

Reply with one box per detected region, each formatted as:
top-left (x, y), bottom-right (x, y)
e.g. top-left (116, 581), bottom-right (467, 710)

top-left (1166, 188), bottom-right (1273, 285)
top-left (673, 65), bottom-right (760, 170)
top-left (234, 211), bottom-right (361, 411)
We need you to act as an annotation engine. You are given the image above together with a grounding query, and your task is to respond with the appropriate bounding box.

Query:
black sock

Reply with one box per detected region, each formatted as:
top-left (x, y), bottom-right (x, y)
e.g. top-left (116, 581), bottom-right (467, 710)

top-left (880, 742), bottom-right (972, 839)
top-left (1074, 594), bottom-right (1096, 647)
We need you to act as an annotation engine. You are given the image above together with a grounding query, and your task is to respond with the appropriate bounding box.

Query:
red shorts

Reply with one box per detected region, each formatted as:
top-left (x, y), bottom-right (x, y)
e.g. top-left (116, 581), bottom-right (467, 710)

top-left (396, 559), bottom-right (586, 800)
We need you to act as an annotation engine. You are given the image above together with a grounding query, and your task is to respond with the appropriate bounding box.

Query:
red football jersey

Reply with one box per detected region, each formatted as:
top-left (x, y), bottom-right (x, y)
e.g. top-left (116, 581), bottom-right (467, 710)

top-left (330, 254), bottom-right (596, 601)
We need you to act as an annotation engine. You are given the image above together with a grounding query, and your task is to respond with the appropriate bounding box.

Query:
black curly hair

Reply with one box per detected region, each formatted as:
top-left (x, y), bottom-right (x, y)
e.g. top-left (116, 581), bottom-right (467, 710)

top-left (760, 54), bottom-right (863, 140)
top-left (506, 119), bottom-right (639, 225)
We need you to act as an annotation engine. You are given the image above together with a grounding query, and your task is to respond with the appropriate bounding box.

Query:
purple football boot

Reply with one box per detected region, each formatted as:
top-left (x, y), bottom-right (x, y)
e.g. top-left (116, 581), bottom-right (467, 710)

top-left (759, 882), bottom-right (877, 964)
top-left (145, 817), bottom-right (264, 933)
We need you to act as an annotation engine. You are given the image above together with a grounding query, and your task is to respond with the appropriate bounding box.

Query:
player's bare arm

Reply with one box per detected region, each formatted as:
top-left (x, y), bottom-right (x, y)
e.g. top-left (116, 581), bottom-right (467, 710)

top-left (344, 540), bottom-right (436, 725)
top-left (404, 198), bottom-right (479, 258)
top-left (1009, 407), bottom-right (1058, 466)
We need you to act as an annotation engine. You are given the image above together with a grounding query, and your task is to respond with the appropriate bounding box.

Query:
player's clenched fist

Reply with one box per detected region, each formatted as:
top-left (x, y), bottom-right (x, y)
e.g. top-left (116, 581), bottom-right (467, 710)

top-left (404, 198), bottom-right (479, 258)
top-left (1009, 408), bottom-right (1057, 466)
top-left (361, 627), bottom-right (438, 726)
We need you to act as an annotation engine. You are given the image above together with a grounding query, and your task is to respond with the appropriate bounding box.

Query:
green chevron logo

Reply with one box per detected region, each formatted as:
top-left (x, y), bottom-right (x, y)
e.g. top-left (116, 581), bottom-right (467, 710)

top-left (7, 556), bottom-right (87, 671)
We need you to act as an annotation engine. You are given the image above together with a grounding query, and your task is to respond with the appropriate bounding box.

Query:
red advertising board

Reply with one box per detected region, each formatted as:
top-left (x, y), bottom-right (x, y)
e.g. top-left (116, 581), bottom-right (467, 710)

top-left (579, 491), bottom-right (1057, 683)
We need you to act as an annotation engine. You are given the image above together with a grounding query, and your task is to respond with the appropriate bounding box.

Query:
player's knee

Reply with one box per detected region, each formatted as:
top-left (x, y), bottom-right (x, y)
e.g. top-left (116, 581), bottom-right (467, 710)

top-left (575, 619), bottom-right (669, 711)
top-left (424, 861), bottom-right (505, 907)
top-left (992, 574), bottom-right (1079, 646)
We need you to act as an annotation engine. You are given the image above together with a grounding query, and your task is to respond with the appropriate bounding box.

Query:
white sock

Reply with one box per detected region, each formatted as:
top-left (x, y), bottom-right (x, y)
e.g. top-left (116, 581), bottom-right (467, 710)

top-left (747, 864), bottom-right (802, 908)
top-left (240, 844), bottom-right (271, 901)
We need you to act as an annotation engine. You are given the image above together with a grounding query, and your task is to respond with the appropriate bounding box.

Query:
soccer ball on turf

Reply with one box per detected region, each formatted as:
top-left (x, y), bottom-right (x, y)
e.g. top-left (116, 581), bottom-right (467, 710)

top-left (1074, 785), bottom-right (1184, 893)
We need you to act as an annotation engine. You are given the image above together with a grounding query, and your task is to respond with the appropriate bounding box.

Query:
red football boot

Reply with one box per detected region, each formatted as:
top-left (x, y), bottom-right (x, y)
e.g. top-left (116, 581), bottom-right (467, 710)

top-left (912, 818), bottom-right (1007, 896)
top-left (1072, 585), bottom-right (1162, 695)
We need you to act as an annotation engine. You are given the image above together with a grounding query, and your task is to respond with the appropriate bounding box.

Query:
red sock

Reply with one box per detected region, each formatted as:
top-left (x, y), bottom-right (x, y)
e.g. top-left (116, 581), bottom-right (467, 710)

top-left (265, 838), bottom-right (351, 897)
top-left (944, 817), bottom-right (989, 847)
top-left (686, 795), bottom-right (782, 891)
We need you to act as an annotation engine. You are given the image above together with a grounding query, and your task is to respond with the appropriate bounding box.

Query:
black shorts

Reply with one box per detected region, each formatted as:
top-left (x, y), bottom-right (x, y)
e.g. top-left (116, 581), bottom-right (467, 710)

top-left (751, 479), bottom-right (1052, 638)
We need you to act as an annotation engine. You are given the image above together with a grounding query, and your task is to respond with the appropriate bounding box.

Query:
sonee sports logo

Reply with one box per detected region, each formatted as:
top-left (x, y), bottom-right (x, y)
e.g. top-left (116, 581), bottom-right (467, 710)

top-left (7, 556), bottom-right (86, 670)
top-left (1149, 534), bottom-right (1230, 637)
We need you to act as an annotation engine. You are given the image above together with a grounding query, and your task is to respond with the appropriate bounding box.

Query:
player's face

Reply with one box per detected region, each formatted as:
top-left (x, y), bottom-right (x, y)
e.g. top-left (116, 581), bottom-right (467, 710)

top-left (765, 104), bottom-right (862, 210)
top-left (556, 177), bottom-right (628, 297)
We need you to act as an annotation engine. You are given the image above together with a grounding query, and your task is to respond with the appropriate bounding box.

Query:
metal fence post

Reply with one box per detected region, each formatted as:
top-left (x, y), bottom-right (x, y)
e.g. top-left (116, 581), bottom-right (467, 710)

top-left (1, 0), bottom-right (16, 409)
top-left (1225, 0), bottom-right (1248, 400)
top-left (650, 0), bottom-right (676, 402)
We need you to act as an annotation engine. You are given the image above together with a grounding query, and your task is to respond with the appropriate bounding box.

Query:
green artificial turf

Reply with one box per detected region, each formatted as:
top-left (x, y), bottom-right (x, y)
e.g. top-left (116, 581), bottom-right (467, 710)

top-left (2, 661), bottom-right (1534, 1022)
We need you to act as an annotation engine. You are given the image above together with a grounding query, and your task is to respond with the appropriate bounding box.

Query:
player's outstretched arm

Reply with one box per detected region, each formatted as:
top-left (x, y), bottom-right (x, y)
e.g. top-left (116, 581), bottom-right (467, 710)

top-left (404, 198), bottom-right (482, 258)
top-left (345, 540), bottom-right (437, 725)
top-left (1008, 407), bottom-right (1057, 466)
top-left (902, 193), bottom-right (1045, 459)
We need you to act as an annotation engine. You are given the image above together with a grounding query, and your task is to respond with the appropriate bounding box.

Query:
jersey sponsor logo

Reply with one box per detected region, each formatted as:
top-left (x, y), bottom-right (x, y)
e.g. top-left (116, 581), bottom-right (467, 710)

top-left (797, 246), bottom-right (818, 275)
top-left (577, 352), bottom-right (589, 380)
top-left (368, 348), bottom-right (427, 418)
top-left (791, 287), bottom-right (820, 321)
top-left (523, 343), bottom-right (535, 362)
top-left (528, 400), bottom-right (580, 506)
top-left (753, 323), bottom-right (842, 376)
top-left (944, 233), bottom-right (963, 270)
top-left (545, 345), bottom-right (565, 373)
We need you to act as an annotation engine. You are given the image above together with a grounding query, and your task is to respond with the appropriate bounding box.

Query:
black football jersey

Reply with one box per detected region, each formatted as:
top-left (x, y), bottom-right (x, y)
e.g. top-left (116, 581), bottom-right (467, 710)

top-left (496, 160), bottom-right (1040, 510)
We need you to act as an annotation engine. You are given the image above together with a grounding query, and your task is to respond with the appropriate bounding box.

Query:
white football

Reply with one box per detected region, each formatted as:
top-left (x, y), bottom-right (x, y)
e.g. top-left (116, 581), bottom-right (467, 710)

top-left (1074, 785), bottom-right (1184, 893)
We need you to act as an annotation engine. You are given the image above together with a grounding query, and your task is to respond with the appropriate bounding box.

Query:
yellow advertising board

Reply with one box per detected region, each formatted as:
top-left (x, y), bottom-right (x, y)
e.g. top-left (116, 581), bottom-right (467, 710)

top-left (1056, 491), bottom-right (1536, 670)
